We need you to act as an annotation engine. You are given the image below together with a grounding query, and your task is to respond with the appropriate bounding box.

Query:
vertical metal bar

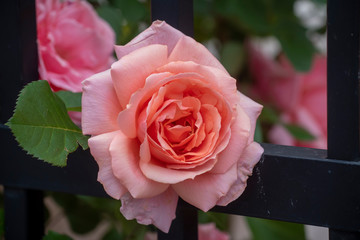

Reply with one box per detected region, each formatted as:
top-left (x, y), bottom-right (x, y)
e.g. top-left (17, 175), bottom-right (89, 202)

top-left (327, 0), bottom-right (360, 160)
top-left (158, 204), bottom-right (198, 240)
top-left (0, 0), bottom-right (38, 123)
top-left (151, 0), bottom-right (194, 37)
top-left (151, 1), bottom-right (196, 239)
top-left (4, 187), bottom-right (44, 240)
top-left (327, 0), bottom-right (360, 238)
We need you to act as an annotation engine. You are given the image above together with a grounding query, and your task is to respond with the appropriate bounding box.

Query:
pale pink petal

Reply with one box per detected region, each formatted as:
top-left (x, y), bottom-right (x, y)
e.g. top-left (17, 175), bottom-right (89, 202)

top-left (82, 69), bottom-right (122, 135)
top-left (238, 92), bottom-right (263, 144)
top-left (268, 124), bottom-right (296, 146)
top-left (120, 188), bottom-right (178, 233)
top-left (114, 20), bottom-right (184, 59)
top-left (199, 223), bottom-right (230, 240)
top-left (217, 142), bottom-right (263, 206)
top-left (88, 131), bottom-right (127, 199)
top-left (110, 132), bottom-right (169, 198)
top-left (169, 36), bottom-right (228, 73)
top-left (140, 137), bottom-right (217, 183)
top-left (111, 44), bottom-right (168, 109)
top-left (173, 164), bottom-right (238, 212)
top-left (211, 105), bottom-right (251, 173)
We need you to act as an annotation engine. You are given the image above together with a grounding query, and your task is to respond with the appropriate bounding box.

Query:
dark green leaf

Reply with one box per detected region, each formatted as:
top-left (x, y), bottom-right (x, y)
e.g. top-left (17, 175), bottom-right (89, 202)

top-left (6, 80), bottom-right (89, 167)
top-left (43, 231), bottom-right (72, 240)
top-left (274, 23), bottom-right (315, 71)
top-left (254, 121), bottom-right (264, 143)
top-left (96, 6), bottom-right (123, 42)
top-left (198, 212), bottom-right (229, 231)
top-left (111, 0), bottom-right (146, 22)
top-left (55, 91), bottom-right (82, 112)
top-left (221, 41), bottom-right (244, 76)
top-left (259, 106), bottom-right (279, 124)
top-left (51, 193), bottom-right (102, 234)
top-left (282, 123), bottom-right (316, 141)
top-left (246, 217), bottom-right (306, 240)
top-left (102, 227), bottom-right (124, 240)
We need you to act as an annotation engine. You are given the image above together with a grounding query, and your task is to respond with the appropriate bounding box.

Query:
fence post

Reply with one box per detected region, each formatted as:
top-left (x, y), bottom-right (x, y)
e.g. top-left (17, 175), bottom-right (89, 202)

top-left (151, 0), bottom-right (197, 239)
top-left (327, 0), bottom-right (360, 238)
top-left (4, 188), bottom-right (44, 240)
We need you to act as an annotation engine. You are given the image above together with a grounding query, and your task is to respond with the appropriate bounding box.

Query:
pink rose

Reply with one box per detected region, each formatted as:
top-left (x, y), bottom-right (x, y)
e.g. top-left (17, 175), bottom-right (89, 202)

top-left (248, 44), bottom-right (327, 149)
top-left (82, 21), bottom-right (263, 232)
top-left (144, 223), bottom-right (229, 240)
top-left (36, 0), bottom-right (115, 92)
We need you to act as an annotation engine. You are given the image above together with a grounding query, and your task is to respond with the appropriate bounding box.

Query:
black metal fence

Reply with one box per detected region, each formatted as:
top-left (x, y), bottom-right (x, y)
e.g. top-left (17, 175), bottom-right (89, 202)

top-left (1, 0), bottom-right (359, 239)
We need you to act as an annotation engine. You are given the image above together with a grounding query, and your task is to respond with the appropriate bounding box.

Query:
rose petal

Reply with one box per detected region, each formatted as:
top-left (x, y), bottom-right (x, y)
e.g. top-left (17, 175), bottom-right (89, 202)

top-left (157, 61), bottom-right (238, 105)
top-left (114, 20), bottom-right (184, 59)
top-left (111, 44), bottom-right (168, 109)
top-left (88, 131), bottom-right (127, 199)
top-left (211, 104), bottom-right (251, 173)
top-left (169, 36), bottom-right (228, 73)
top-left (116, 72), bottom-right (174, 138)
top-left (110, 132), bottom-right (169, 198)
top-left (217, 142), bottom-right (264, 206)
top-left (173, 163), bottom-right (238, 212)
top-left (238, 92), bottom-right (263, 144)
top-left (140, 137), bottom-right (217, 183)
top-left (120, 188), bottom-right (178, 233)
top-left (82, 69), bottom-right (122, 135)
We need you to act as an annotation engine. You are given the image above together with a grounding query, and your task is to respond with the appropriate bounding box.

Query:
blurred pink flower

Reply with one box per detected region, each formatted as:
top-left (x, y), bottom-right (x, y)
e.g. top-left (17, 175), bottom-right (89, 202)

top-left (36, 0), bottom-right (115, 92)
top-left (144, 223), bottom-right (229, 240)
top-left (248, 43), bottom-right (327, 149)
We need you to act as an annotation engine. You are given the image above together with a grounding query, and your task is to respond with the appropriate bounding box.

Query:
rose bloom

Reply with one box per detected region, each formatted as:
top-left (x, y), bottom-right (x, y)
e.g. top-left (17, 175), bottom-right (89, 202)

top-left (248, 44), bottom-right (327, 149)
top-left (144, 223), bottom-right (229, 240)
top-left (82, 21), bottom-right (263, 232)
top-left (36, 0), bottom-right (115, 92)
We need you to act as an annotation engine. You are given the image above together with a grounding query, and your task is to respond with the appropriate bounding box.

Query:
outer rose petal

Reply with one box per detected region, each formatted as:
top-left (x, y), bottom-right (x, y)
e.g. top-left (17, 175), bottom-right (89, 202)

top-left (169, 36), bottom-right (228, 73)
top-left (110, 132), bottom-right (169, 198)
top-left (88, 131), bottom-right (127, 199)
top-left (172, 164), bottom-right (238, 212)
top-left (111, 44), bottom-right (168, 109)
top-left (211, 100), bottom-right (251, 173)
top-left (120, 188), bottom-right (178, 233)
top-left (82, 69), bottom-right (122, 135)
top-left (217, 142), bottom-right (264, 206)
top-left (114, 20), bottom-right (184, 59)
top-left (238, 92), bottom-right (263, 144)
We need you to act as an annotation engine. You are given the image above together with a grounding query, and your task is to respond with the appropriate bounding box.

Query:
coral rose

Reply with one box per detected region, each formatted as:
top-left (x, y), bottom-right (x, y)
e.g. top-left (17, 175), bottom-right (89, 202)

top-left (36, 0), bottom-right (115, 92)
top-left (82, 21), bottom-right (263, 232)
top-left (248, 44), bottom-right (326, 149)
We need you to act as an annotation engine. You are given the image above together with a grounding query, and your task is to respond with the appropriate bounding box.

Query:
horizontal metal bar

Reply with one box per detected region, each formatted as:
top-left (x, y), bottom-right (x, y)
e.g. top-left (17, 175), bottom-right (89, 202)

top-left (1, 128), bottom-right (360, 231)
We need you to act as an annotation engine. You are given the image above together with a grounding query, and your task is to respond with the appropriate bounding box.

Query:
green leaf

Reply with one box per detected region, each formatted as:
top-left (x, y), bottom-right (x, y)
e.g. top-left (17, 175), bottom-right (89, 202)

top-left (96, 5), bottom-right (123, 43)
top-left (282, 123), bottom-right (316, 141)
top-left (55, 91), bottom-right (82, 112)
top-left (221, 41), bottom-right (244, 76)
top-left (259, 106), bottom-right (279, 124)
top-left (254, 121), bottom-right (264, 143)
top-left (51, 193), bottom-right (102, 234)
top-left (43, 231), bottom-right (72, 240)
top-left (198, 212), bottom-right (229, 231)
top-left (274, 22), bottom-right (315, 72)
top-left (246, 217), bottom-right (306, 240)
top-left (6, 80), bottom-right (89, 167)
